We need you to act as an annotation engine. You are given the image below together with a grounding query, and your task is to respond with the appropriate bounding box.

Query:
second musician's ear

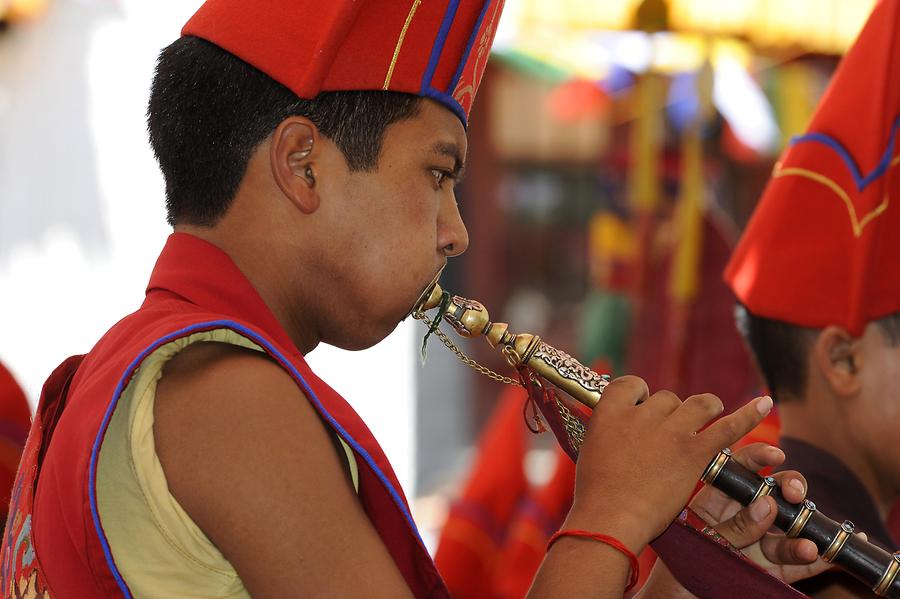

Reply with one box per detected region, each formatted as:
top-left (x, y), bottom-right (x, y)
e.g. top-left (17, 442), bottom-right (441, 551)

top-left (814, 325), bottom-right (861, 398)
top-left (271, 117), bottom-right (320, 214)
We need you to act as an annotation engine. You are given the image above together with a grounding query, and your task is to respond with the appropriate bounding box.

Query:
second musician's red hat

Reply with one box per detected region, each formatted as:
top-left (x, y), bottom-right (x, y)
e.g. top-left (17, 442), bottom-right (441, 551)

top-left (182, 0), bottom-right (506, 126)
top-left (724, 0), bottom-right (900, 336)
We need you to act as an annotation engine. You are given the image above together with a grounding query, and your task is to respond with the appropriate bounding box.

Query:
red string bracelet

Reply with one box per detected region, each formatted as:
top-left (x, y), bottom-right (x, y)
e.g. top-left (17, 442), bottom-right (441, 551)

top-left (547, 529), bottom-right (640, 593)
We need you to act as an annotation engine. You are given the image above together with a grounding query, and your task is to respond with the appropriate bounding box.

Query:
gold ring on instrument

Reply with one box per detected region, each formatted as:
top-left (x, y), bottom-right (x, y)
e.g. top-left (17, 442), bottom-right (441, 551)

top-left (701, 448), bottom-right (732, 485)
top-left (521, 335), bottom-right (542, 363)
top-left (501, 345), bottom-right (522, 368)
top-left (750, 476), bottom-right (777, 504)
top-left (786, 499), bottom-right (816, 538)
top-left (873, 551), bottom-right (900, 596)
top-left (823, 520), bottom-right (855, 563)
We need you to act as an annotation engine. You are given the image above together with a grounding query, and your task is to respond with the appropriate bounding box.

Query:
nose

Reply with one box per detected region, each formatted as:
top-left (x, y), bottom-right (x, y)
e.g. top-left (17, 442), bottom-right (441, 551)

top-left (438, 194), bottom-right (469, 258)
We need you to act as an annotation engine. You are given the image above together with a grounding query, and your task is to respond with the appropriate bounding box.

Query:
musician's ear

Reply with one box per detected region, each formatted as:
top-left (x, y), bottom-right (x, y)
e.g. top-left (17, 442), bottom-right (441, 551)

top-left (270, 117), bottom-right (320, 214)
top-left (812, 326), bottom-right (861, 398)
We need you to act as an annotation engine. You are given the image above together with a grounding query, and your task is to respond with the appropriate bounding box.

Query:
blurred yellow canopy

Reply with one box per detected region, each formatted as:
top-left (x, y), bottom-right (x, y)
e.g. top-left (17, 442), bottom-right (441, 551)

top-left (517, 0), bottom-right (875, 55)
top-left (0, 0), bottom-right (50, 23)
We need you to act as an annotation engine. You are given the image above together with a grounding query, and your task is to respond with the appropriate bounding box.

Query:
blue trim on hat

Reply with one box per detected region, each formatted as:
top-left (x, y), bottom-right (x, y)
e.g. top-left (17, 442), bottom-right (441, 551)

top-left (90, 321), bottom-right (431, 598)
top-left (419, 0), bottom-right (470, 126)
top-left (447, 0), bottom-right (492, 94)
top-left (422, 88), bottom-right (468, 127)
top-left (788, 116), bottom-right (900, 191)
top-left (422, 0), bottom-right (460, 95)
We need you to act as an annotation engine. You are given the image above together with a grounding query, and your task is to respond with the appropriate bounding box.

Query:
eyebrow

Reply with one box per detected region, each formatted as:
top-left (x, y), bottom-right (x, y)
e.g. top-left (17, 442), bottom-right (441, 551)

top-left (429, 141), bottom-right (467, 180)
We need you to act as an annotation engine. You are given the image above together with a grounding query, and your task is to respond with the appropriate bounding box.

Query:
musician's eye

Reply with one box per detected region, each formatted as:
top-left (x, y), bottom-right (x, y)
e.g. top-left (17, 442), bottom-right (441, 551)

top-left (430, 168), bottom-right (455, 189)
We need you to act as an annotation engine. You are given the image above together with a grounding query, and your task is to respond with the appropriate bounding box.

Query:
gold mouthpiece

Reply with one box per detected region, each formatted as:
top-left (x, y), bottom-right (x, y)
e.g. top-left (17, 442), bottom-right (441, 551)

top-left (416, 282), bottom-right (446, 313)
top-left (412, 282), bottom-right (609, 408)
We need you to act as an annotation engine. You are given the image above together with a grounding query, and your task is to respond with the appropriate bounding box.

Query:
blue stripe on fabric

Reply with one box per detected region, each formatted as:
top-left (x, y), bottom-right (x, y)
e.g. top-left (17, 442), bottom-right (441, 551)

top-left (788, 116), bottom-right (900, 191)
top-left (448, 499), bottom-right (506, 545)
top-left (89, 323), bottom-right (231, 598)
top-left (447, 0), bottom-right (492, 94)
top-left (421, 0), bottom-right (461, 95)
top-left (90, 320), bottom-right (427, 596)
top-left (518, 497), bottom-right (558, 537)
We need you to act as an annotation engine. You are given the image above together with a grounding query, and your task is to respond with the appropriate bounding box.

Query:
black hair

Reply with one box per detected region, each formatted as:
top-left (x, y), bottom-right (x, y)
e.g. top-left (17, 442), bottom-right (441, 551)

top-left (736, 303), bottom-right (900, 400)
top-left (147, 36), bottom-right (422, 226)
top-left (735, 304), bottom-right (815, 399)
top-left (877, 312), bottom-right (900, 345)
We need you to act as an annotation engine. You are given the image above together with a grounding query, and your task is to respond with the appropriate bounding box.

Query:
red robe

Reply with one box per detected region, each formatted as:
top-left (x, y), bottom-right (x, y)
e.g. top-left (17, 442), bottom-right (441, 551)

top-left (0, 233), bottom-right (448, 598)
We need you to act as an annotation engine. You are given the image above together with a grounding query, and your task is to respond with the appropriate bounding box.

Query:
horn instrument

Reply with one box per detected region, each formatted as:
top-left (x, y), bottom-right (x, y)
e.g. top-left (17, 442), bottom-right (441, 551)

top-left (412, 283), bottom-right (900, 598)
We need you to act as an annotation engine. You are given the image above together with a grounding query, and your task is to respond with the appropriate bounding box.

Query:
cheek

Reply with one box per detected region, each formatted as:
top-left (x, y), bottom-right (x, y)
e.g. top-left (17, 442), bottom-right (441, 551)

top-left (384, 190), bottom-right (441, 255)
top-left (346, 180), bottom-right (440, 279)
top-left (351, 227), bottom-right (431, 299)
top-left (864, 352), bottom-right (900, 410)
top-left (854, 360), bottom-right (900, 457)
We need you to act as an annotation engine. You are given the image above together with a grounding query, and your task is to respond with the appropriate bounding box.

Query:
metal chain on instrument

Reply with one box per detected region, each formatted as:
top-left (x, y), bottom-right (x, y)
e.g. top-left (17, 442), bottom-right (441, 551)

top-left (413, 312), bottom-right (521, 386)
top-left (555, 397), bottom-right (586, 453)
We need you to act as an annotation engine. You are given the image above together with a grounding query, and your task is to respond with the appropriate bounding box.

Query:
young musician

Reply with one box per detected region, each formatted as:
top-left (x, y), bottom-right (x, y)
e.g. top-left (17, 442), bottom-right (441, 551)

top-left (1, 1), bottom-right (823, 597)
top-left (725, 0), bottom-right (900, 596)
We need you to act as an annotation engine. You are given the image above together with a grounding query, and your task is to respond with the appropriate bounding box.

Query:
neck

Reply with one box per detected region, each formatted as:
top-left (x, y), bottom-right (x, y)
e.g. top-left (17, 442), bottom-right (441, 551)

top-left (779, 392), bottom-right (894, 519)
top-left (174, 225), bottom-right (321, 354)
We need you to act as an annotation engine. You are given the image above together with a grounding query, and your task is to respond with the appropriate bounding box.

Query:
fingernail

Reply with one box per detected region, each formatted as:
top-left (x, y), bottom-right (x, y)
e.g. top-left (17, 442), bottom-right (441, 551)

top-left (756, 396), bottom-right (773, 415)
top-left (790, 478), bottom-right (805, 496)
top-left (750, 498), bottom-right (771, 522)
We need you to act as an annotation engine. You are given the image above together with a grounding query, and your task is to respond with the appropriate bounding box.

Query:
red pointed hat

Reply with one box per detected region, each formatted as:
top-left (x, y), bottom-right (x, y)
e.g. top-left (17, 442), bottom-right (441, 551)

top-left (182, 0), bottom-right (506, 126)
top-left (725, 0), bottom-right (900, 336)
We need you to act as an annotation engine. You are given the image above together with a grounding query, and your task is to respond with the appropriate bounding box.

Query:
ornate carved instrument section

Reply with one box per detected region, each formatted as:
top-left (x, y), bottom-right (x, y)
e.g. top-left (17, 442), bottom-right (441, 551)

top-left (415, 285), bottom-right (610, 408)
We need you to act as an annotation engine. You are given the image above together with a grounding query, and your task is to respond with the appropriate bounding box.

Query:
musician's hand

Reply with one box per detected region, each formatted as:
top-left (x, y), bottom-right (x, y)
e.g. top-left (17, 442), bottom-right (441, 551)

top-left (563, 376), bottom-right (774, 555)
top-left (688, 443), bottom-right (832, 583)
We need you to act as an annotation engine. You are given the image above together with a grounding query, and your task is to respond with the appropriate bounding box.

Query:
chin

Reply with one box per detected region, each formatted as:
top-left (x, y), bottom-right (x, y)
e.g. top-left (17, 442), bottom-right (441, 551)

top-left (331, 321), bottom-right (401, 352)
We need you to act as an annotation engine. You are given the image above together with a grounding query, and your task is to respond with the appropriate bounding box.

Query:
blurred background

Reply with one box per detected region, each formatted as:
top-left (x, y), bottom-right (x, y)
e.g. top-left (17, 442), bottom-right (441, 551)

top-left (0, 0), bottom-right (876, 588)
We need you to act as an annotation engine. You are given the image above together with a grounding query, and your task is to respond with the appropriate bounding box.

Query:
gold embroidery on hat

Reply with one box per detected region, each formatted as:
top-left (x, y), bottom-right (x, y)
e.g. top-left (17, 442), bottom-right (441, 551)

top-left (453, 0), bottom-right (504, 107)
top-left (773, 161), bottom-right (895, 238)
top-left (383, 0), bottom-right (423, 90)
